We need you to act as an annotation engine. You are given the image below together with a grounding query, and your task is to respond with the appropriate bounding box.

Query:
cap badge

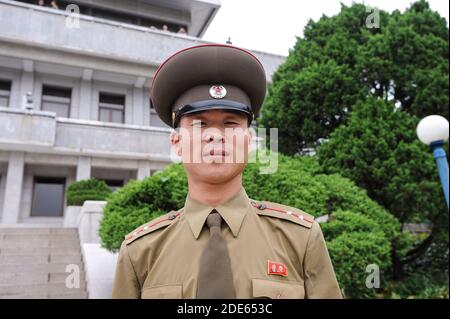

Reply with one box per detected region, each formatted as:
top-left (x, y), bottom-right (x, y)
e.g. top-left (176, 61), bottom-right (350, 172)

top-left (209, 85), bottom-right (227, 99)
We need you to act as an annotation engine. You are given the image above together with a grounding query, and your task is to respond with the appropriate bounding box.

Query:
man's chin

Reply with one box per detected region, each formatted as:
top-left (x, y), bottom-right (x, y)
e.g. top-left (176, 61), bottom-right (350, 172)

top-left (184, 163), bottom-right (245, 184)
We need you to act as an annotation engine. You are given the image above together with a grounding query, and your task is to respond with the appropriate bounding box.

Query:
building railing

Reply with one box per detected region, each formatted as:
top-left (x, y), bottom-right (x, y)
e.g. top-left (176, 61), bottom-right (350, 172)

top-left (0, 107), bottom-right (172, 161)
top-left (0, 0), bottom-right (285, 78)
top-left (0, 0), bottom-right (202, 66)
top-left (12, 0), bottom-right (189, 35)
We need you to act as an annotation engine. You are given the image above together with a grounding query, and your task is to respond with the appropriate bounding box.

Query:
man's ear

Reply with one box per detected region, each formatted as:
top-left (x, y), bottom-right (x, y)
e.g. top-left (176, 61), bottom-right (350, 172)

top-left (170, 130), bottom-right (182, 156)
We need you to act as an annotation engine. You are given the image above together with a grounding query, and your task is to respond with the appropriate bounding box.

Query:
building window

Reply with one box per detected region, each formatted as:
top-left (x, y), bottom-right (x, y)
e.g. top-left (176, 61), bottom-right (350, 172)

top-left (99, 93), bottom-right (125, 123)
top-left (0, 79), bottom-right (11, 107)
top-left (31, 177), bottom-right (66, 217)
top-left (101, 179), bottom-right (124, 192)
top-left (41, 85), bottom-right (72, 118)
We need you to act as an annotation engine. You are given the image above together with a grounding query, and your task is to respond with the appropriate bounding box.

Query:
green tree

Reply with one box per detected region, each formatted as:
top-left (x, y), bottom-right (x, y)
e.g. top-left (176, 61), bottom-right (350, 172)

top-left (261, 1), bottom-right (449, 154)
top-left (358, 1), bottom-right (449, 118)
top-left (316, 98), bottom-right (448, 279)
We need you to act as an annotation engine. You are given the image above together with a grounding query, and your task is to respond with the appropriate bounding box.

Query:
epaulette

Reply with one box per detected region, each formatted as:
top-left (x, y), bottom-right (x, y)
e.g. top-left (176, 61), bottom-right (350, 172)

top-left (124, 210), bottom-right (183, 245)
top-left (251, 200), bottom-right (314, 229)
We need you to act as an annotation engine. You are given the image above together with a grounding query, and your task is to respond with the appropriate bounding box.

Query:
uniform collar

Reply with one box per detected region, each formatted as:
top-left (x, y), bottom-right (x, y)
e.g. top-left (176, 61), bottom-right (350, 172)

top-left (183, 187), bottom-right (251, 239)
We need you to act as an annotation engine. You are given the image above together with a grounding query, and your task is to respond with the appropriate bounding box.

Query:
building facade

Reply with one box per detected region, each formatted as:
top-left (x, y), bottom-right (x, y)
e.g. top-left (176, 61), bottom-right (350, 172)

top-left (0, 0), bottom-right (285, 226)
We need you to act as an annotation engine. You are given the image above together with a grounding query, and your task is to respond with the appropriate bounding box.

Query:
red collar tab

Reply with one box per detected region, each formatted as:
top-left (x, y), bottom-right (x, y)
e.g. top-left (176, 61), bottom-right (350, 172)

top-left (125, 211), bottom-right (182, 240)
top-left (251, 202), bottom-right (314, 224)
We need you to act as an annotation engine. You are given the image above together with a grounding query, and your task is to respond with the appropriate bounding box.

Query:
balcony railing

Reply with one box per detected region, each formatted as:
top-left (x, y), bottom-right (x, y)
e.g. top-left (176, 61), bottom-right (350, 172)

top-left (0, 0), bottom-right (285, 78)
top-left (0, 107), bottom-right (172, 161)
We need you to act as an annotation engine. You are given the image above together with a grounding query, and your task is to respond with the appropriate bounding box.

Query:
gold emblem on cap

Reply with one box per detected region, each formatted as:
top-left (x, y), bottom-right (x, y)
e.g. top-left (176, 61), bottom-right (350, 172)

top-left (209, 85), bottom-right (227, 99)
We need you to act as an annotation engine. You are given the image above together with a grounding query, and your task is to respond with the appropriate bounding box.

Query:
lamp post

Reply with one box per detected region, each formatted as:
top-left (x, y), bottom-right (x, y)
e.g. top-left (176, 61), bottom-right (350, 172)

top-left (416, 115), bottom-right (449, 208)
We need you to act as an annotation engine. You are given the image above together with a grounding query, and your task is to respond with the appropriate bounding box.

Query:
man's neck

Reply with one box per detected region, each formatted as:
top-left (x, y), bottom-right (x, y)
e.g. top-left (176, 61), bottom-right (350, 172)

top-left (187, 174), bottom-right (243, 207)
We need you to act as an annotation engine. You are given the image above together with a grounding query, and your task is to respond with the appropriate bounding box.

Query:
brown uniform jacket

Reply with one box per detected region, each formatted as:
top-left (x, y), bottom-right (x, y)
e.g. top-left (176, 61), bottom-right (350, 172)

top-left (112, 187), bottom-right (342, 299)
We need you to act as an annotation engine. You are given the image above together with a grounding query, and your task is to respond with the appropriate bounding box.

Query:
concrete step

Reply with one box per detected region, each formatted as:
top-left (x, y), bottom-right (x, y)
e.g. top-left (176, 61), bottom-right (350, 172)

top-left (0, 262), bottom-right (84, 274)
top-left (0, 254), bottom-right (82, 264)
top-left (0, 228), bottom-right (78, 235)
top-left (1, 234), bottom-right (79, 241)
top-left (0, 291), bottom-right (88, 299)
top-left (0, 272), bottom-right (86, 285)
top-left (0, 282), bottom-right (87, 296)
top-left (0, 239), bottom-right (81, 249)
top-left (0, 227), bottom-right (88, 299)
top-left (49, 292), bottom-right (89, 299)
top-left (50, 272), bottom-right (86, 284)
top-left (0, 247), bottom-right (81, 255)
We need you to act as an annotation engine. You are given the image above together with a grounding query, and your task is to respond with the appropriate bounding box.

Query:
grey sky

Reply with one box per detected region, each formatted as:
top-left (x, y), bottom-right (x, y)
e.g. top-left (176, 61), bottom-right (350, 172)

top-left (203, 0), bottom-right (449, 56)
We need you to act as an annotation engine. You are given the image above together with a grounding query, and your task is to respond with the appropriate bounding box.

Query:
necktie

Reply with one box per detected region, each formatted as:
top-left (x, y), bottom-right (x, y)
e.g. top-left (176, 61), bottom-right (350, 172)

top-left (197, 210), bottom-right (236, 298)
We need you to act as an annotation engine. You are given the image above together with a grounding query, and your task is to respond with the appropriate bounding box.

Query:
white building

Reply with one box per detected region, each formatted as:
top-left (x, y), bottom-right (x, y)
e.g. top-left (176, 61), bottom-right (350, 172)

top-left (0, 0), bottom-right (285, 226)
top-left (0, 0), bottom-right (285, 299)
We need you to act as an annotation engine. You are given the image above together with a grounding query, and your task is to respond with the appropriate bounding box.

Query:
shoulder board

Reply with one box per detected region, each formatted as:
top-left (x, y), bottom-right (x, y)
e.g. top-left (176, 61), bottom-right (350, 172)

top-left (251, 200), bottom-right (314, 229)
top-left (124, 210), bottom-right (183, 245)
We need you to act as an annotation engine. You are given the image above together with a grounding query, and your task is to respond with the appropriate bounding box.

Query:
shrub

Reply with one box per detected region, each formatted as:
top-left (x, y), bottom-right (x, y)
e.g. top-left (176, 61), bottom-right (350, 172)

top-left (99, 165), bottom-right (187, 251)
top-left (320, 211), bottom-right (393, 298)
top-left (67, 179), bottom-right (112, 206)
top-left (100, 153), bottom-right (400, 298)
top-left (327, 231), bottom-right (391, 299)
top-left (384, 271), bottom-right (449, 299)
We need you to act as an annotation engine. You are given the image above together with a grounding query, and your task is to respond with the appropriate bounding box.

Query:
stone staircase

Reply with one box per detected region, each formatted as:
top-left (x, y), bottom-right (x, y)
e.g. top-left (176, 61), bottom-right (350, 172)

top-left (0, 228), bottom-right (88, 299)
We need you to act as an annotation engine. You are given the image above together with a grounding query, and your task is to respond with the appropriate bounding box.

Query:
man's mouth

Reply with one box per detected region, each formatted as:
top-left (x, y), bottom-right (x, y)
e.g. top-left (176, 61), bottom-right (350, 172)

top-left (203, 146), bottom-right (230, 157)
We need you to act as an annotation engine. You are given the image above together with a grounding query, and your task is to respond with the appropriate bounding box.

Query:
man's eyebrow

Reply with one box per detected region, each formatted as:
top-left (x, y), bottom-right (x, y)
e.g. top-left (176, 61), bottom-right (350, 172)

top-left (186, 112), bottom-right (246, 122)
top-left (188, 114), bottom-right (207, 121)
top-left (223, 114), bottom-right (245, 120)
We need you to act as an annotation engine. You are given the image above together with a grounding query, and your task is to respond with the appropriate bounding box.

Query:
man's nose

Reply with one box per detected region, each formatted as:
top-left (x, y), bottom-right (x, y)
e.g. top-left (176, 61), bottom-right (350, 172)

top-left (203, 132), bottom-right (225, 143)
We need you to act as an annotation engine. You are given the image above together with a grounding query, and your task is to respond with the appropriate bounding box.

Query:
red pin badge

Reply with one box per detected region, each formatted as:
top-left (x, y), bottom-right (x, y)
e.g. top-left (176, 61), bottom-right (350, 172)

top-left (267, 260), bottom-right (288, 276)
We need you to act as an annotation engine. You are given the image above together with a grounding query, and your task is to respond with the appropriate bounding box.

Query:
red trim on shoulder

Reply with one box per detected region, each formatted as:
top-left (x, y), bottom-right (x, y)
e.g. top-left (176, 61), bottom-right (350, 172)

top-left (150, 44), bottom-right (264, 100)
top-left (251, 202), bottom-right (314, 224)
top-left (125, 211), bottom-right (183, 240)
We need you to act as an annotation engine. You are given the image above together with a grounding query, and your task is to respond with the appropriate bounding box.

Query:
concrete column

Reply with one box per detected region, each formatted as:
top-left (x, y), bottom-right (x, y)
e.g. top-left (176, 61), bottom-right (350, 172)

top-left (76, 156), bottom-right (91, 181)
top-left (2, 152), bottom-right (25, 224)
top-left (19, 67), bottom-right (34, 110)
top-left (79, 79), bottom-right (92, 120)
top-left (132, 86), bottom-right (144, 126)
top-left (137, 161), bottom-right (151, 180)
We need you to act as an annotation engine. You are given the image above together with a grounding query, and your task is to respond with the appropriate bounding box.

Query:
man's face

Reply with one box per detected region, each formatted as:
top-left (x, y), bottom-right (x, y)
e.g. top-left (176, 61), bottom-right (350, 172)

top-left (171, 109), bottom-right (252, 184)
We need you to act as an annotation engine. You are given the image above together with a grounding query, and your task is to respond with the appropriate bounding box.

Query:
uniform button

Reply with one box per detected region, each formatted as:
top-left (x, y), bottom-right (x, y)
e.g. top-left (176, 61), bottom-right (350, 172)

top-left (257, 203), bottom-right (266, 210)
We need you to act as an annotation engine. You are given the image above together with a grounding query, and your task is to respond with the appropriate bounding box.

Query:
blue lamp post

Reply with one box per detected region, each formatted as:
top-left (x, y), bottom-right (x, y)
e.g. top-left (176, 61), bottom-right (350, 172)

top-left (416, 115), bottom-right (449, 208)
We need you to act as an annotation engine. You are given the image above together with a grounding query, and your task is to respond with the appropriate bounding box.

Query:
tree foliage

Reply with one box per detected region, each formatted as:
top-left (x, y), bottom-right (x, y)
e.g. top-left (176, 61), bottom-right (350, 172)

top-left (316, 97), bottom-right (449, 279)
top-left (261, 1), bottom-right (449, 154)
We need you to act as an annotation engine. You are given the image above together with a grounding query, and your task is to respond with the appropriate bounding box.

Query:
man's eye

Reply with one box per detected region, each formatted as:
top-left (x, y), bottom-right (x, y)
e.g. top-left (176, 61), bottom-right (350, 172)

top-left (191, 121), bottom-right (206, 126)
top-left (225, 121), bottom-right (239, 125)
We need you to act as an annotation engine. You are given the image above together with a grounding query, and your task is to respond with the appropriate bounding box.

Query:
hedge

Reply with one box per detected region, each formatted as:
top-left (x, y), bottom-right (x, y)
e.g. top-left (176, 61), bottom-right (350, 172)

top-left (99, 153), bottom-right (402, 298)
top-left (67, 179), bottom-right (112, 206)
